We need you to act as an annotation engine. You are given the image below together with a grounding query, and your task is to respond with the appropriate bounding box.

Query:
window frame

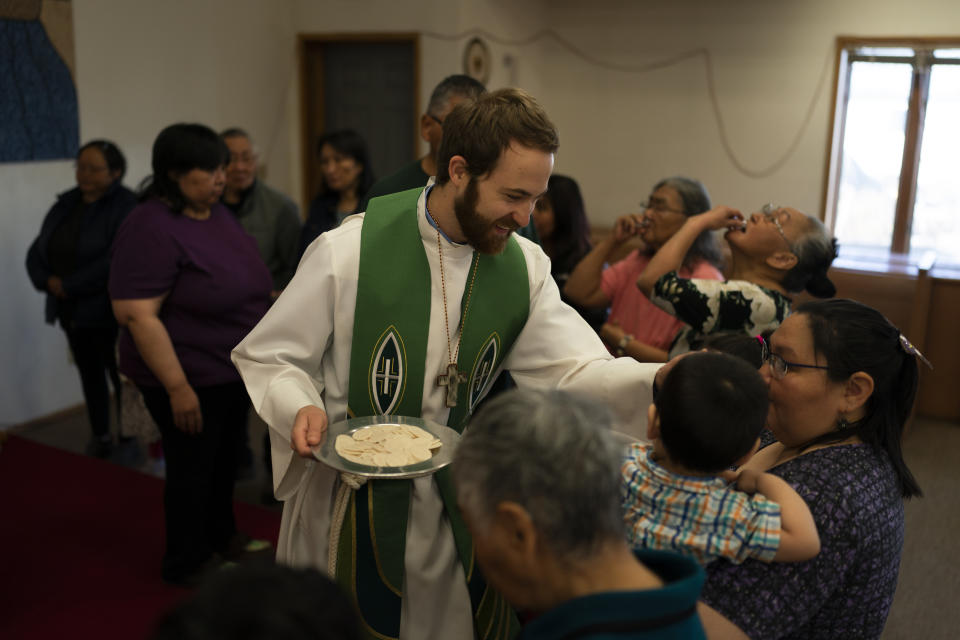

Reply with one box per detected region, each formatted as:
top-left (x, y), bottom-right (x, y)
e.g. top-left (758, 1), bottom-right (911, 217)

top-left (823, 36), bottom-right (960, 263)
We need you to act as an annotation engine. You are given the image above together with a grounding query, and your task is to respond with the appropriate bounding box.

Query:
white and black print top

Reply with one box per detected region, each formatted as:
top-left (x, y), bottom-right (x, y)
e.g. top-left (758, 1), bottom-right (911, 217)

top-left (651, 271), bottom-right (791, 357)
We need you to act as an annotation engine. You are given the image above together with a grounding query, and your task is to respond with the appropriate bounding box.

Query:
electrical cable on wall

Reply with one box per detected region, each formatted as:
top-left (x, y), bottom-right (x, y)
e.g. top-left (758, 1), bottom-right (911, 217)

top-left (421, 27), bottom-right (834, 179)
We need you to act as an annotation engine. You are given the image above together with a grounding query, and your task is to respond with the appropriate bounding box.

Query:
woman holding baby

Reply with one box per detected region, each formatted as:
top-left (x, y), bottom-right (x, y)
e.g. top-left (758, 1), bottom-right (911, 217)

top-left (699, 298), bottom-right (925, 639)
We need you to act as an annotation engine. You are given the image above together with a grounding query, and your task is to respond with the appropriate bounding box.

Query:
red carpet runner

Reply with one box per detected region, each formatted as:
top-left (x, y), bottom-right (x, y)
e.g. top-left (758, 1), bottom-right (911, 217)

top-left (0, 435), bottom-right (281, 639)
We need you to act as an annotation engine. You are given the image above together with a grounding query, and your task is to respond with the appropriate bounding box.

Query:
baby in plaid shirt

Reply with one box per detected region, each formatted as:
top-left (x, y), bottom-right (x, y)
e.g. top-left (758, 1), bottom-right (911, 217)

top-left (621, 351), bottom-right (820, 565)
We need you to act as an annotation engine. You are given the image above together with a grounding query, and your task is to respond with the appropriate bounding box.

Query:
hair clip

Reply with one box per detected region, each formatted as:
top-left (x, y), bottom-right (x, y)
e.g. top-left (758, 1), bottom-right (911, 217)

top-left (899, 334), bottom-right (933, 370)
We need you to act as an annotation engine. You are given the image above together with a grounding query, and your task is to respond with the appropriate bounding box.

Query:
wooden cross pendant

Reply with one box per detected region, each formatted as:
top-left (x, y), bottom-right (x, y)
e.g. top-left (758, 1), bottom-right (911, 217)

top-left (437, 362), bottom-right (468, 408)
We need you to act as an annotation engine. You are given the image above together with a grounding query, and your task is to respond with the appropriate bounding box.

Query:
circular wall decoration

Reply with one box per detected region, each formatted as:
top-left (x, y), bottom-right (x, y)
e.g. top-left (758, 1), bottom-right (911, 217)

top-left (462, 37), bottom-right (491, 84)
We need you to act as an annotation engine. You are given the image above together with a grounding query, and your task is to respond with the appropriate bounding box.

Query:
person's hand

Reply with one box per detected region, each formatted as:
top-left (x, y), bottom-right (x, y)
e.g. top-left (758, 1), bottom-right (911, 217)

top-left (732, 468), bottom-right (762, 494)
top-left (652, 350), bottom-right (698, 393)
top-left (719, 469), bottom-right (740, 485)
top-left (168, 383), bottom-right (203, 434)
top-left (47, 276), bottom-right (66, 299)
top-left (599, 320), bottom-right (625, 347)
top-left (291, 405), bottom-right (328, 458)
top-left (612, 214), bottom-right (643, 245)
top-left (693, 205), bottom-right (743, 232)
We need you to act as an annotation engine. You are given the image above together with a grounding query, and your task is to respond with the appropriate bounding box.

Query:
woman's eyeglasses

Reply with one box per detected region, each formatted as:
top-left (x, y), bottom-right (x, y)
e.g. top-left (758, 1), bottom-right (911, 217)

top-left (639, 200), bottom-right (684, 215)
top-left (758, 335), bottom-right (832, 380)
top-left (760, 203), bottom-right (793, 249)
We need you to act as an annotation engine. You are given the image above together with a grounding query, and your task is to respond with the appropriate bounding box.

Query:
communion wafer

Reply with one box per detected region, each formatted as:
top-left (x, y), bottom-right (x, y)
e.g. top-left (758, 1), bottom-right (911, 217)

top-left (335, 424), bottom-right (443, 467)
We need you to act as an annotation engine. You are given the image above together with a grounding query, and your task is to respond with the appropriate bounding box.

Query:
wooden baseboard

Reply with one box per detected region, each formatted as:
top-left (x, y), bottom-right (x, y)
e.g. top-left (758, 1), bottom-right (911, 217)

top-left (7, 403), bottom-right (86, 433)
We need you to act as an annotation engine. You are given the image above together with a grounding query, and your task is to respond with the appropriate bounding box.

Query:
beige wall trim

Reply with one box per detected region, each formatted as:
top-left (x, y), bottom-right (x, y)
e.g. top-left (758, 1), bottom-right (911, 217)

top-left (7, 403), bottom-right (85, 433)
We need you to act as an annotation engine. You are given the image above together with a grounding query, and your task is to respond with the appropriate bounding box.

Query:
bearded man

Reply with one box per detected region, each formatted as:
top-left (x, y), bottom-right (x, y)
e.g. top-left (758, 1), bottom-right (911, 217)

top-left (232, 88), bottom-right (659, 640)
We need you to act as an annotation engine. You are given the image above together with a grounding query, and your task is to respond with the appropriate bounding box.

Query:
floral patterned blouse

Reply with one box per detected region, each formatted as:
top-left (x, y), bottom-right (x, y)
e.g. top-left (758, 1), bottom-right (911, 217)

top-left (650, 271), bottom-right (791, 356)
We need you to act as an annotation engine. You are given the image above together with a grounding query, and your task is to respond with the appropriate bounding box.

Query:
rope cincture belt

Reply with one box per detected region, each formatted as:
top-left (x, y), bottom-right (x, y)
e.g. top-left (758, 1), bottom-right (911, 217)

top-left (328, 471), bottom-right (367, 577)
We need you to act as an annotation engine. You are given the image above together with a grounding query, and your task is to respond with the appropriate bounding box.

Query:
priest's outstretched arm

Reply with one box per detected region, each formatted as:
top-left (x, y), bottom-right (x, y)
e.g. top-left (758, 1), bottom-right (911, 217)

top-left (505, 241), bottom-right (659, 441)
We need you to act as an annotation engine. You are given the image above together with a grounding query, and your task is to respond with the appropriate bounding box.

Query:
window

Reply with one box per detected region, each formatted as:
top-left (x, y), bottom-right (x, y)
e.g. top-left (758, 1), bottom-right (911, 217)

top-left (825, 39), bottom-right (960, 266)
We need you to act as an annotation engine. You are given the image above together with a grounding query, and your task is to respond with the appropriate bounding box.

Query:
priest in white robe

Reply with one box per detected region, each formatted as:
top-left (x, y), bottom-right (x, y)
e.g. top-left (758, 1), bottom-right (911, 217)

top-left (232, 88), bottom-right (659, 640)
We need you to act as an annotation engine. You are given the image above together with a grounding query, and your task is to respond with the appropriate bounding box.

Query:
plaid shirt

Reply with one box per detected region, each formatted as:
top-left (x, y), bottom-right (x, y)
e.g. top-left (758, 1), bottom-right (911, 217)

top-left (621, 443), bottom-right (782, 566)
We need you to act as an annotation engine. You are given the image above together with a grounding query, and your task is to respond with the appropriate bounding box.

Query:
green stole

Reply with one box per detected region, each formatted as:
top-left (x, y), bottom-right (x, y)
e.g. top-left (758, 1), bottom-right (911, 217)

top-left (340, 188), bottom-right (527, 640)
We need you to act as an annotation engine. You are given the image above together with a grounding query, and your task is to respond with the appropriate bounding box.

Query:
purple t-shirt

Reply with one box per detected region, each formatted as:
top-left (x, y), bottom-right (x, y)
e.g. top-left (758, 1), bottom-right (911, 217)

top-left (109, 200), bottom-right (272, 388)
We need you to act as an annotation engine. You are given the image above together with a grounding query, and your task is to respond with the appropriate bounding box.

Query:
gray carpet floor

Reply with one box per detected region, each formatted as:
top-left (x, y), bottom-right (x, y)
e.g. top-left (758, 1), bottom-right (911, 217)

top-left (10, 409), bottom-right (958, 638)
top-left (881, 418), bottom-right (960, 640)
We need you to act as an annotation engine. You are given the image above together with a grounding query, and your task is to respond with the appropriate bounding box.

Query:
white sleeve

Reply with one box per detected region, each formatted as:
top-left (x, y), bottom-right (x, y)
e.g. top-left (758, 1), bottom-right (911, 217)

top-left (231, 226), bottom-right (356, 498)
top-left (505, 242), bottom-right (658, 441)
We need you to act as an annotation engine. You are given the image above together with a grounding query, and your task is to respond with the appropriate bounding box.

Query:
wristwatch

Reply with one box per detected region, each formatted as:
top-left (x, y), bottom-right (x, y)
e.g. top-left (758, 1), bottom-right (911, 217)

top-left (616, 334), bottom-right (633, 357)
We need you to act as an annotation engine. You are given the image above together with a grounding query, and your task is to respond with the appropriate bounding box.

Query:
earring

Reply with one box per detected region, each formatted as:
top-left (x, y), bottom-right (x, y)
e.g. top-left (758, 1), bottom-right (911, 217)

top-left (837, 417), bottom-right (851, 430)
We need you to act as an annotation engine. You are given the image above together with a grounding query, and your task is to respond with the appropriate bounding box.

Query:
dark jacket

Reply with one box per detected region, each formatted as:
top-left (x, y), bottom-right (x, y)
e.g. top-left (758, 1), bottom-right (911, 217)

top-left (300, 192), bottom-right (354, 257)
top-left (26, 182), bottom-right (138, 328)
top-left (229, 179), bottom-right (301, 290)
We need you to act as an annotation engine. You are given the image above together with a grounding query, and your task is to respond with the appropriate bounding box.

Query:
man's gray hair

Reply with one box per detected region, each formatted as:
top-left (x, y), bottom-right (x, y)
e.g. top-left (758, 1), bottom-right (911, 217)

top-left (427, 74), bottom-right (486, 117)
top-left (220, 127), bottom-right (251, 142)
top-left (452, 389), bottom-right (625, 560)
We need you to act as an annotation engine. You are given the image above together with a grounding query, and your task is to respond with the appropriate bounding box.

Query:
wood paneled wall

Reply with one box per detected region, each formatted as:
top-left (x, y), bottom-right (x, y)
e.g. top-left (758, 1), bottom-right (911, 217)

top-left (802, 268), bottom-right (959, 420)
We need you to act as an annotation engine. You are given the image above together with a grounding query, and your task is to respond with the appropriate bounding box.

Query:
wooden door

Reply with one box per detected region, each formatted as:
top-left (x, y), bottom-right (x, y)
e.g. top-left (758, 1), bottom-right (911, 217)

top-left (300, 34), bottom-right (419, 209)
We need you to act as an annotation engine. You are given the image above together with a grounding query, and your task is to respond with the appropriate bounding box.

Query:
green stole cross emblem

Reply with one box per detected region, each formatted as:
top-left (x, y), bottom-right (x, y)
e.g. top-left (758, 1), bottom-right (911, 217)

top-left (341, 187), bottom-right (528, 640)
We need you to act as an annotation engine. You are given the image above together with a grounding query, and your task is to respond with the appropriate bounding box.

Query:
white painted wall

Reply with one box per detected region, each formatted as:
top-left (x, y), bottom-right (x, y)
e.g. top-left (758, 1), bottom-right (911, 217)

top-left (3, 0), bottom-right (299, 424)
top-left (539, 0), bottom-right (960, 224)
top-left (2, 162), bottom-right (81, 426)
top-left (5, 0), bottom-right (958, 423)
top-left (2, 0), bottom-right (546, 424)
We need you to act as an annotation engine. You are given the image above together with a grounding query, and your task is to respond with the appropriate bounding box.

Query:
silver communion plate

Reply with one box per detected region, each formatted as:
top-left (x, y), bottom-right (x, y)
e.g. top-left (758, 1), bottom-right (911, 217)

top-left (311, 415), bottom-right (461, 479)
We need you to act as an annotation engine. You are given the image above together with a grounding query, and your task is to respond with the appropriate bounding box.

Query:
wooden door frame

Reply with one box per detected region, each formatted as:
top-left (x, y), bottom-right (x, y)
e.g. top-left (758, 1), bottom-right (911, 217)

top-left (297, 33), bottom-right (421, 212)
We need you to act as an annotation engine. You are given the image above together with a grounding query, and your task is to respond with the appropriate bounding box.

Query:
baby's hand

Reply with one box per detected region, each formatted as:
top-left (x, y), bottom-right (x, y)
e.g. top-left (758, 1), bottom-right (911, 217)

top-left (733, 468), bottom-right (762, 494)
top-left (719, 469), bottom-right (740, 485)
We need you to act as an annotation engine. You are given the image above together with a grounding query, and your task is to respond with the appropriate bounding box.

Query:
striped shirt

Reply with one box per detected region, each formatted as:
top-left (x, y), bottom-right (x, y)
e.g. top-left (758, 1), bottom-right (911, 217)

top-left (621, 443), bottom-right (782, 566)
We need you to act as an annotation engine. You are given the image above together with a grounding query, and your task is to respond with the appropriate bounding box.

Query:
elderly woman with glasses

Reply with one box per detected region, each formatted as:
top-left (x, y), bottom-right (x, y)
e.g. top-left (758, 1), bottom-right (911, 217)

top-left (564, 176), bottom-right (724, 362)
top-left (26, 139), bottom-right (138, 458)
top-left (635, 202), bottom-right (838, 357)
top-left (697, 299), bottom-right (925, 639)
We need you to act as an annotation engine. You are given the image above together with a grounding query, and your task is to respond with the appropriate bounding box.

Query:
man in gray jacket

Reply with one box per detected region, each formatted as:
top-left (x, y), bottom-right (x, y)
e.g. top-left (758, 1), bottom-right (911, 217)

top-left (222, 127), bottom-right (301, 489)
top-left (221, 128), bottom-right (301, 295)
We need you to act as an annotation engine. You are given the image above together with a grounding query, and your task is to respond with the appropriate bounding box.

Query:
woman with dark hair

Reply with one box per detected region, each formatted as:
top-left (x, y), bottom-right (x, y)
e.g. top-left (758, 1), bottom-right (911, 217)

top-left (109, 123), bottom-right (273, 585)
top-left (699, 298), bottom-right (925, 639)
top-left (27, 139), bottom-right (137, 458)
top-left (300, 129), bottom-right (374, 253)
top-left (564, 176), bottom-right (724, 361)
top-left (532, 174), bottom-right (606, 330)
